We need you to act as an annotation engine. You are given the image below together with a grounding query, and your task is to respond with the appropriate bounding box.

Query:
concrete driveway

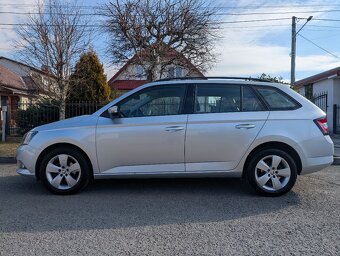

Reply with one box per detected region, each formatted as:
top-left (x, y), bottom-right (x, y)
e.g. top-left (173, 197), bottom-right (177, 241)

top-left (0, 164), bottom-right (339, 255)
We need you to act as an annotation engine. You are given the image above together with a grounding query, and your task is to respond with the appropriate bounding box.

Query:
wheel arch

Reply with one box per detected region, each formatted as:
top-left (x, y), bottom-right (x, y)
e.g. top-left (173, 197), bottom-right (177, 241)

top-left (243, 141), bottom-right (302, 177)
top-left (35, 143), bottom-right (94, 180)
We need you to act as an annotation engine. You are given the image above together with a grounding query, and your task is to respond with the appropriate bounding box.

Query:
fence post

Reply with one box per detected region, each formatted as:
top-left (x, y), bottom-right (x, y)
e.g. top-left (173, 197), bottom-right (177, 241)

top-left (1, 106), bottom-right (7, 142)
top-left (333, 104), bottom-right (337, 134)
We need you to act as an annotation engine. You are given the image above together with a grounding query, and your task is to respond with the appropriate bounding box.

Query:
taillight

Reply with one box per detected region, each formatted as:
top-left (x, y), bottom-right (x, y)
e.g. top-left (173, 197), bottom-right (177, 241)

top-left (314, 117), bottom-right (329, 135)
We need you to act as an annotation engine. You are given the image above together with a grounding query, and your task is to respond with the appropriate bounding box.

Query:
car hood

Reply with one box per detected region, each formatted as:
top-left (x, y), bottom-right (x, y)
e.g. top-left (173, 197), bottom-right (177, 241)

top-left (32, 115), bottom-right (99, 132)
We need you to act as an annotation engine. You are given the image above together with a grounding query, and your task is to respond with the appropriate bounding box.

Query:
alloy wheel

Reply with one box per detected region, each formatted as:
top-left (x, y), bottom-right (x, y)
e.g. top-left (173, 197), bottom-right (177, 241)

top-left (254, 155), bottom-right (291, 191)
top-left (45, 154), bottom-right (82, 190)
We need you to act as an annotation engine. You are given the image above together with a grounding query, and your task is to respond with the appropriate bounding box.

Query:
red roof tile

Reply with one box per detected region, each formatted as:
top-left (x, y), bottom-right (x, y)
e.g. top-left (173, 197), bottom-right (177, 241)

top-left (0, 64), bottom-right (27, 91)
top-left (112, 80), bottom-right (148, 90)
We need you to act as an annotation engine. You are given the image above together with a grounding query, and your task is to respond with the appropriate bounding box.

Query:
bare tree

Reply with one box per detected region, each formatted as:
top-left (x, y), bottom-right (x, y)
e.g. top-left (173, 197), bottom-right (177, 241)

top-left (15, 0), bottom-right (92, 120)
top-left (102, 0), bottom-right (220, 81)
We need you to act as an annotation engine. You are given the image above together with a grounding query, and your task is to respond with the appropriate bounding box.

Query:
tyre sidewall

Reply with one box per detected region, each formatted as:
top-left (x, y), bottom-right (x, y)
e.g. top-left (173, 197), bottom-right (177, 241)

top-left (40, 147), bottom-right (90, 195)
top-left (246, 148), bottom-right (298, 197)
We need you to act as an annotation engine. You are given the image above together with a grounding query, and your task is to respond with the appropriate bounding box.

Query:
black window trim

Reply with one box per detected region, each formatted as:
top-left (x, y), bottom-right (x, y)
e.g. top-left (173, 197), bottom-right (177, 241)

top-left (100, 84), bottom-right (189, 118)
top-left (253, 85), bottom-right (302, 111)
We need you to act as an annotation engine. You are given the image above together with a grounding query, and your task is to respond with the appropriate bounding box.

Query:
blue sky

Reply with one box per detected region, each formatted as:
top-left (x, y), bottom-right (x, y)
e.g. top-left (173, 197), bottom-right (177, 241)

top-left (0, 0), bottom-right (339, 82)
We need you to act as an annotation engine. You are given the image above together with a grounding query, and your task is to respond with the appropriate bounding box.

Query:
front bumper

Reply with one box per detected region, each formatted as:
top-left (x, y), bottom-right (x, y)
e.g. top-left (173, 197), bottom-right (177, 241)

top-left (16, 144), bottom-right (38, 178)
top-left (17, 167), bottom-right (35, 177)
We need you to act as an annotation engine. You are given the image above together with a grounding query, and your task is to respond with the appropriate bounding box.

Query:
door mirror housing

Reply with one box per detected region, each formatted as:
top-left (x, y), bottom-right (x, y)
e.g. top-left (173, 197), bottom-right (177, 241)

top-left (108, 106), bottom-right (120, 119)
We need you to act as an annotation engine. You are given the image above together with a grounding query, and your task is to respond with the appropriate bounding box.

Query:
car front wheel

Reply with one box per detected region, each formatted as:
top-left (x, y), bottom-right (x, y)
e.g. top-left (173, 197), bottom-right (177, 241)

top-left (39, 147), bottom-right (91, 195)
top-left (246, 148), bottom-right (298, 196)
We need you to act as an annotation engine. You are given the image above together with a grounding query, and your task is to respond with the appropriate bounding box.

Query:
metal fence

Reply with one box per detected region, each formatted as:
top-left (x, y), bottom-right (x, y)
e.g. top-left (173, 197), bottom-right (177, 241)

top-left (4, 101), bottom-right (106, 137)
top-left (333, 104), bottom-right (340, 134)
top-left (312, 91), bottom-right (328, 113)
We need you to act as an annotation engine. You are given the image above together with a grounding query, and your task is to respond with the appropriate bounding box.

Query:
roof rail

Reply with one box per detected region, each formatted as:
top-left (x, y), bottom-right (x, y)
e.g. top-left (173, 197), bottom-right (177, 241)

top-left (155, 76), bottom-right (273, 83)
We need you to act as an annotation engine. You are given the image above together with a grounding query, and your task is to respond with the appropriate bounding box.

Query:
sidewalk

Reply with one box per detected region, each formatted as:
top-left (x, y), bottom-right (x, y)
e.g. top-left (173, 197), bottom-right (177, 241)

top-left (331, 134), bottom-right (340, 157)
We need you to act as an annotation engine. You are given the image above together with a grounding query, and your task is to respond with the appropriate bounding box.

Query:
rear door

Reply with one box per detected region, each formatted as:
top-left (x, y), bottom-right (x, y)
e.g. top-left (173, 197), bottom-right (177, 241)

top-left (185, 83), bottom-right (269, 172)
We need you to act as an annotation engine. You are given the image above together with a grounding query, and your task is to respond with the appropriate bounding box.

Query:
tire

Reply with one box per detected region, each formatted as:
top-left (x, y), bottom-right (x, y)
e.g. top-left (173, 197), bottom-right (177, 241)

top-left (39, 147), bottom-right (91, 195)
top-left (245, 148), bottom-right (297, 197)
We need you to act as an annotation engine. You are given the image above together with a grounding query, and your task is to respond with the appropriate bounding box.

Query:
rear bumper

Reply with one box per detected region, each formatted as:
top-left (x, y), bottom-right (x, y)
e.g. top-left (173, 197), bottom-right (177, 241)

top-left (300, 155), bottom-right (333, 175)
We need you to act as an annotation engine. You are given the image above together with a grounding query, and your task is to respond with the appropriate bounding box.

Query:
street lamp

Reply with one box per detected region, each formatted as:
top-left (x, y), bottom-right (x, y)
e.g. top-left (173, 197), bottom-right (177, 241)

top-left (291, 15), bottom-right (313, 86)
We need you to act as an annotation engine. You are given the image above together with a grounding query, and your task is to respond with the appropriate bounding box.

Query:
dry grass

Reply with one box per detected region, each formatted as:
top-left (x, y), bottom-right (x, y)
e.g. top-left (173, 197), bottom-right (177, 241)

top-left (0, 138), bottom-right (21, 157)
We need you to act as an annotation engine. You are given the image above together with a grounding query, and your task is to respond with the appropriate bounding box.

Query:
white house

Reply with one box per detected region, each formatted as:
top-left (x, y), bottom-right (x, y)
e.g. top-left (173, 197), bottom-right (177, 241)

top-left (295, 67), bottom-right (340, 133)
top-left (0, 56), bottom-right (55, 103)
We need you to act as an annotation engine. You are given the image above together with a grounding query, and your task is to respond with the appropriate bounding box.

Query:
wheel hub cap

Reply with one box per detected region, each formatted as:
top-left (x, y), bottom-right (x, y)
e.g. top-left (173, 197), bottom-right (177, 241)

top-left (255, 155), bottom-right (291, 192)
top-left (45, 154), bottom-right (81, 190)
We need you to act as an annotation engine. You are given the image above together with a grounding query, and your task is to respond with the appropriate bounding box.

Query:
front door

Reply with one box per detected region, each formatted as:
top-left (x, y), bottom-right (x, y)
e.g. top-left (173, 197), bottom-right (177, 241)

top-left (185, 83), bottom-right (269, 171)
top-left (96, 84), bottom-right (188, 174)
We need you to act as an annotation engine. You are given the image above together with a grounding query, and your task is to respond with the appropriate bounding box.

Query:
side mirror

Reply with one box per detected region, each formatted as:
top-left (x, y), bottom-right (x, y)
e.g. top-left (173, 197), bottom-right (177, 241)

top-left (108, 106), bottom-right (120, 119)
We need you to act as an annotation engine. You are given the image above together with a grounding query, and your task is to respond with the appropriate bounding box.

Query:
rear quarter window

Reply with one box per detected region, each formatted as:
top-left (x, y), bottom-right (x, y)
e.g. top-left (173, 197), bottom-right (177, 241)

top-left (256, 87), bottom-right (300, 110)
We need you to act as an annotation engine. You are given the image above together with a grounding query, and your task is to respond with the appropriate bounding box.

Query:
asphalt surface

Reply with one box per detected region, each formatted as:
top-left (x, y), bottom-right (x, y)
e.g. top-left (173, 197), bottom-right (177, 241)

top-left (0, 165), bottom-right (339, 256)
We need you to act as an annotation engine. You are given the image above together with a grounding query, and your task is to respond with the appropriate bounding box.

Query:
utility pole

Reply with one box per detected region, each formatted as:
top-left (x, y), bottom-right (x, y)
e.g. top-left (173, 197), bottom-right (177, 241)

top-left (290, 16), bottom-right (313, 87)
top-left (291, 16), bottom-right (296, 86)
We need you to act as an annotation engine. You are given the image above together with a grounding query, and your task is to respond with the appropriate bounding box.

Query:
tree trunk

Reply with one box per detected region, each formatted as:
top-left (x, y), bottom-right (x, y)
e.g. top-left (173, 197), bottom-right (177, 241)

top-left (59, 100), bottom-right (66, 120)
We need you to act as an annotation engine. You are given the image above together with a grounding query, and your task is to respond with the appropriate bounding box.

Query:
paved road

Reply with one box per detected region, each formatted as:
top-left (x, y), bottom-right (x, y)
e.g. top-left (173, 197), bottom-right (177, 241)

top-left (0, 165), bottom-right (339, 256)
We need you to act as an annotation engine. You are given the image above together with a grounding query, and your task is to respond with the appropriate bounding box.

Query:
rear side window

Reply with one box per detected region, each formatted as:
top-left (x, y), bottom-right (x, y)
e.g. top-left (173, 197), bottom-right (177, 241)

top-left (195, 84), bottom-right (241, 113)
top-left (242, 86), bottom-right (265, 111)
top-left (256, 87), bottom-right (299, 110)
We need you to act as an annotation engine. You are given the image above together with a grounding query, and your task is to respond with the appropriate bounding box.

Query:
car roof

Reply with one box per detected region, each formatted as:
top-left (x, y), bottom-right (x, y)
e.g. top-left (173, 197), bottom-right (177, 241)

top-left (146, 78), bottom-right (287, 88)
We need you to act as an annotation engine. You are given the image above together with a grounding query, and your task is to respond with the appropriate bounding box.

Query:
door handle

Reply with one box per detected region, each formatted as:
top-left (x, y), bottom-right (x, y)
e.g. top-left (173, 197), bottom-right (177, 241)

top-left (165, 126), bottom-right (185, 132)
top-left (235, 124), bottom-right (256, 129)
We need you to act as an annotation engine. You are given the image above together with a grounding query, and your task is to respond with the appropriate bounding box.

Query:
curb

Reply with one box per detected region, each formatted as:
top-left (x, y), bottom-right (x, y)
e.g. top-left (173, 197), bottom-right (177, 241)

top-left (333, 157), bottom-right (340, 166)
top-left (0, 157), bottom-right (16, 164)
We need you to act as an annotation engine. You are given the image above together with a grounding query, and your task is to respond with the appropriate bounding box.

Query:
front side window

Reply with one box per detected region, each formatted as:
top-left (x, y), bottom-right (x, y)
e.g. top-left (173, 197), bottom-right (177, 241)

top-left (195, 84), bottom-right (241, 113)
top-left (256, 87), bottom-right (299, 110)
top-left (117, 85), bottom-right (186, 117)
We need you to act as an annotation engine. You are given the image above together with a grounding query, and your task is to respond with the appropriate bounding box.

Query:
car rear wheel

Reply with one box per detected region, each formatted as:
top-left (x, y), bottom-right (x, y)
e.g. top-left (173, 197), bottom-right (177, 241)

top-left (246, 148), bottom-right (297, 196)
top-left (40, 147), bottom-right (91, 195)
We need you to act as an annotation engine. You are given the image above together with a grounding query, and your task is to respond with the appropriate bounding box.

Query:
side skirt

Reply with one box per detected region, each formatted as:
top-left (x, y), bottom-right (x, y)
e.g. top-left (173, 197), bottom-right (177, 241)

top-left (94, 170), bottom-right (242, 179)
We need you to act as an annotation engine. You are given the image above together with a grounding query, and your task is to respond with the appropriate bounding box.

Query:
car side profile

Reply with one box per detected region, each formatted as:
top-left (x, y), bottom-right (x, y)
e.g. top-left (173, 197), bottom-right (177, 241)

top-left (16, 77), bottom-right (334, 196)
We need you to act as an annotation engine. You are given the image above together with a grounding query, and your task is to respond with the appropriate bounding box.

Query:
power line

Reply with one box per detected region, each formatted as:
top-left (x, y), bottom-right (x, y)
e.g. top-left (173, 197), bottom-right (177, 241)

top-left (313, 18), bottom-right (340, 22)
top-left (2, 9), bottom-right (340, 16)
top-left (298, 34), bottom-right (340, 59)
top-left (0, 17), bottom-right (293, 27)
top-left (2, 3), bottom-right (340, 9)
top-left (218, 18), bottom-right (291, 24)
top-left (0, 11), bottom-right (102, 16)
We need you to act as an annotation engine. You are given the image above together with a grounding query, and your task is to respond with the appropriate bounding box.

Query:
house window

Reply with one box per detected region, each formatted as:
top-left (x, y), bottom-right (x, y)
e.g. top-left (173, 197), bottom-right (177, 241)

top-left (175, 67), bottom-right (183, 77)
top-left (305, 84), bottom-right (313, 100)
top-left (168, 67), bottom-right (175, 78)
top-left (135, 65), bottom-right (144, 79)
top-left (168, 66), bottom-right (183, 78)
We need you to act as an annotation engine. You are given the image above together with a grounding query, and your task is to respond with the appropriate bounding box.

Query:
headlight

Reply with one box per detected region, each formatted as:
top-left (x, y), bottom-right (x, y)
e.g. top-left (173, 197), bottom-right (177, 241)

top-left (22, 131), bottom-right (38, 145)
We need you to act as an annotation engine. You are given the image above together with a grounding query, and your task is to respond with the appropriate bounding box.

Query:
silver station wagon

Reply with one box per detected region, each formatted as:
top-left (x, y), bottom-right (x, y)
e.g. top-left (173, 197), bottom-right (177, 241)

top-left (17, 77), bottom-right (334, 196)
